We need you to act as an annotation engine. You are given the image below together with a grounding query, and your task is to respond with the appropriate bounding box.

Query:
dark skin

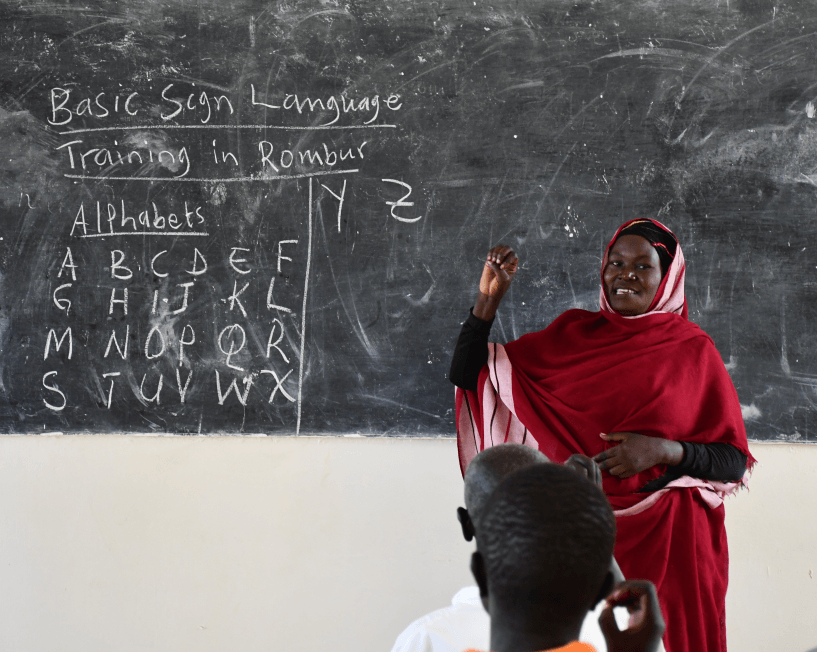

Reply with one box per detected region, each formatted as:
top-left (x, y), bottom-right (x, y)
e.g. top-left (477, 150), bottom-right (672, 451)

top-left (473, 244), bottom-right (519, 321)
top-left (457, 453), bottom-right (626, 581)
top-left (599, 580), bottom-right (666, 652)
top-left (456, 454), bottom-right (602, 543)
top-left (462, 452), bottom-right (652, 651)
top-left (475, 239), bottom-right (684, 479)
top-left (471, 550), bottom-right (594, 652)
top-left (602, 234), bottom-right (662, 317)
top-left (594, 431), bottom-right (684, 479)
top-left (472, 553), bottom-right (664, 652)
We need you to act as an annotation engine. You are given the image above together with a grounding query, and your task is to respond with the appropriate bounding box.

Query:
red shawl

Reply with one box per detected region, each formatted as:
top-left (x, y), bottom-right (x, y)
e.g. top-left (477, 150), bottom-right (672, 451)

top-left (456, 219), bottom-right (754, 652)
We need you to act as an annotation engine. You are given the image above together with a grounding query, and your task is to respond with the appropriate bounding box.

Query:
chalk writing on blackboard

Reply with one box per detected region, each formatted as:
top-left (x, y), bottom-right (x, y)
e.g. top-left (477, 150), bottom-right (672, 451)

top-left (42, 81), bottom-right (414, 433)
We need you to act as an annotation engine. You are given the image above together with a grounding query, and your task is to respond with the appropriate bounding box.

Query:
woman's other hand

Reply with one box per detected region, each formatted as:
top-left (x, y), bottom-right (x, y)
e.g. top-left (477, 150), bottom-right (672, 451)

top-left (473, 245), bottom-right (518, 320)
top-left (593, 432), bottom-right (684, 479)
top-left (599, 580), bottom-right (666, 652)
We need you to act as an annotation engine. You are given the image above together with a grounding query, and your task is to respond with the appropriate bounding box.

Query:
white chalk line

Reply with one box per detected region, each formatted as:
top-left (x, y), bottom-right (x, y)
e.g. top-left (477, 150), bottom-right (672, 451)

top-left (64, 169), bottom-right (359, 182)
top-left (78, 231), bottom-right (210, 238)
top-left (59, 124), bottom-right (396, 135)
top-left (296, 178), bottom-right (313, 436)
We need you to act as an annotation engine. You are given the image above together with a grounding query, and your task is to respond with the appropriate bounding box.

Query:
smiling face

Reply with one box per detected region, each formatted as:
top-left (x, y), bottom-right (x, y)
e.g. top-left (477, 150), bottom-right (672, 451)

top-left (603, 234), bottom-right (663, 316)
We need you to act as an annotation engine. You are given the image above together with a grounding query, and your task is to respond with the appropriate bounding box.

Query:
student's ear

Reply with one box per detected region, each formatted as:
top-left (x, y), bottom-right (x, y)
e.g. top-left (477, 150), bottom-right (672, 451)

top-left (470, 551), bottom-right (489, 612)
top-left (609, 557), bottom-right (625, 583)
top-left (457, 507), bottom-right (475, 542)
top-left (591, 570), bottom-right (616, 609)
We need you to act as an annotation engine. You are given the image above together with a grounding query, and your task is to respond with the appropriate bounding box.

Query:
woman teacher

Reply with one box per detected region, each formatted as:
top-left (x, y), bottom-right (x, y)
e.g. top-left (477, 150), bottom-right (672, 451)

top-left (450, 218), bottom-right (754, 652)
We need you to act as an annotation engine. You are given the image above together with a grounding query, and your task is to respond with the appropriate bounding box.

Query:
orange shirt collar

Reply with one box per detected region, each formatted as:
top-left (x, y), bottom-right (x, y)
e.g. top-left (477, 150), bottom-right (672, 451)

top-left (464, 642), bottom-right (596, 652)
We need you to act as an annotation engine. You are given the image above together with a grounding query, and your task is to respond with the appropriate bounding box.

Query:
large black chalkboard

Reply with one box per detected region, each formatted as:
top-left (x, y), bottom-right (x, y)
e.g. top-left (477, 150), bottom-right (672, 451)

top-left (1, 0), bottom-right (815, 439)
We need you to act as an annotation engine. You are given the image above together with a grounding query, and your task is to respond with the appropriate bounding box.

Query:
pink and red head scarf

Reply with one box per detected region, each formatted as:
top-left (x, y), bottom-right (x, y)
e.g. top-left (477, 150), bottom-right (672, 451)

top-left (598, 218), bottom-right (688, 319)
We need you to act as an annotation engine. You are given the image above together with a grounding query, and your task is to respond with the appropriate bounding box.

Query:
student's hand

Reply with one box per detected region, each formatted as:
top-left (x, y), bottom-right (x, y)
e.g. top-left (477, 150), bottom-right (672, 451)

top-left (599, 580), bottom-right (665, 652)
top-left (564, 454), bottom-right (602, 489)
top-left (593, 432), bottom-right (684, 479)
top-left (473, 245), bottom-right (518, 320)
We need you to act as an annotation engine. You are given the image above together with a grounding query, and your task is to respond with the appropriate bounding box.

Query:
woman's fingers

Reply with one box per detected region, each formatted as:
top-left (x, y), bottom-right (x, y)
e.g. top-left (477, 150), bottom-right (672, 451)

top-left (474, 246), bottom-right (518, 318)
top-left (486, 247), bottom-right (502, 263)
top-left (596, 454), bottom-right (626, 476)
top-left (593, 454), bottom-right (611, 470)
top-left (600, 431), bottom-right (629, 442)
top-left (597, 433), bottom-right (665, 478)
top-left (499, 251), bottom-right (518, 271)
top-left (599, 457), bottom-right (641, 477)
top-left (486, 246), bottom-right (518, 273)
top-left (487, 245), bottom-right (515, 263)
top-left (595, 448), bottom-right (627, 475)
top-left (480, 245), bottom-right (519, 298)
top-left (594, 449), bottom-right (620, 468)
top-left (608, 464), bottom-right (627, 476)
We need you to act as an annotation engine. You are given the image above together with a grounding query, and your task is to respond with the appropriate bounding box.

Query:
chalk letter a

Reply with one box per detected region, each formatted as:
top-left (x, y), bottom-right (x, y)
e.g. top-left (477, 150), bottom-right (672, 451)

top-left (58, 248), bottom-right (78, 281)
top-left (70, 204), bottom-right (87, 236)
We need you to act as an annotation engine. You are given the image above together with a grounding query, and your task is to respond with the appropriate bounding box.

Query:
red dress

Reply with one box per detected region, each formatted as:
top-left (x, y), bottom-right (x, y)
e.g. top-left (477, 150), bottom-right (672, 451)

top-left (456, 219), bottom-right (754, 652)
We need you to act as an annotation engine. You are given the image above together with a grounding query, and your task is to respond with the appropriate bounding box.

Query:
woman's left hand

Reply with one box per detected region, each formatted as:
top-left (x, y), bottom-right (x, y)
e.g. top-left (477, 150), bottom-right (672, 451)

top-left (593, 432), bottom-right (684, 479)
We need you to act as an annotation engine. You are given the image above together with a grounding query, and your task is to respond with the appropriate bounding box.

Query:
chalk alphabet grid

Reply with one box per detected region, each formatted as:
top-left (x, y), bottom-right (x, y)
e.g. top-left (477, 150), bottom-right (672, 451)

top-left (0, 0), bottom-right (816, 439)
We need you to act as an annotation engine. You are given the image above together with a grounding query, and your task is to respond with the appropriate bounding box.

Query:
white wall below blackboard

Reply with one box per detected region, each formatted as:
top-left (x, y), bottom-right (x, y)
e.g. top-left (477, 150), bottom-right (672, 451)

top-left (0, 436), bottom-right (813, 652)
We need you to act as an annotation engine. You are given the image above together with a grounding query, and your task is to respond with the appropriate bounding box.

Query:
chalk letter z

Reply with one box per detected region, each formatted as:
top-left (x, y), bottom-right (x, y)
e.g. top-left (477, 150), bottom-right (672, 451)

top-left (382, 179), bottom-right (422, 223)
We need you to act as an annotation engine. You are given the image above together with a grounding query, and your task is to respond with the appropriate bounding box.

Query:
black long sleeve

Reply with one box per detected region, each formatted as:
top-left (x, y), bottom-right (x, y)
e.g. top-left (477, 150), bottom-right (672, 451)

top-left (677, 441), bottom-right (748, 481)
top-left (639, 442), bottom-right (747, 492)
top-left (449, 309), bottom-right (493, 391)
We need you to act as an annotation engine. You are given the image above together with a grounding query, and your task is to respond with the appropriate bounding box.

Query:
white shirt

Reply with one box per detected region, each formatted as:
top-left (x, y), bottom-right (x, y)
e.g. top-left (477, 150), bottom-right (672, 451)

top-left (391, 586), bottom-right (611, 652)
top-left (391, 587), bottom-right (489, 652)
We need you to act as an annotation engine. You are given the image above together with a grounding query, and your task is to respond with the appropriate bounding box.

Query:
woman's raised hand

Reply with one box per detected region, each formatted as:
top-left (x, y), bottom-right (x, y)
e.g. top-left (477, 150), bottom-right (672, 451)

top-left (480, 245), bottom-right (518, 297)
top-left (473, 245), bottom-right (518, 321)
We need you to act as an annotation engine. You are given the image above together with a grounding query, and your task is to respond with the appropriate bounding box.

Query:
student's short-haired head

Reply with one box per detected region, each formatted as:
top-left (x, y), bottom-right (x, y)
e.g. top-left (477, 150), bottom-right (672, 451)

top-left (463, 444), bottom-right (549, 523)
top-left (476, 463), bottom-right (616, 622)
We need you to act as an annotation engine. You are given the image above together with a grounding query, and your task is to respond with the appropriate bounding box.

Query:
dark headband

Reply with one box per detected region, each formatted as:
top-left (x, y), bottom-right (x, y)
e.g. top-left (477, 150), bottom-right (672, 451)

top-left (616, 220), bottom-right (677, 276)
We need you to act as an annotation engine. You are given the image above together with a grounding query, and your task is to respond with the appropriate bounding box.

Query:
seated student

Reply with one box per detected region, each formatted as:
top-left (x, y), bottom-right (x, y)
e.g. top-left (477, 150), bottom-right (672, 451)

top-left (468, 463), bottom-right (665, 652)
top-left (392, 444), bottom-right (632, 652)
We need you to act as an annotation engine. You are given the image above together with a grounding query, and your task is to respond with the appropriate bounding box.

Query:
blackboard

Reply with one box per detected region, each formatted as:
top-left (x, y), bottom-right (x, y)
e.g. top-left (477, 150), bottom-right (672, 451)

top-left (1, 0), bottom-right (815, 439)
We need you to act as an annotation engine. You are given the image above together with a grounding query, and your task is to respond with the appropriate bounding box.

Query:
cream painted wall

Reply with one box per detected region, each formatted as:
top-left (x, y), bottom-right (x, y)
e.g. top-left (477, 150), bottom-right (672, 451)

top-left (0, 437), bottom-right (814, 652)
